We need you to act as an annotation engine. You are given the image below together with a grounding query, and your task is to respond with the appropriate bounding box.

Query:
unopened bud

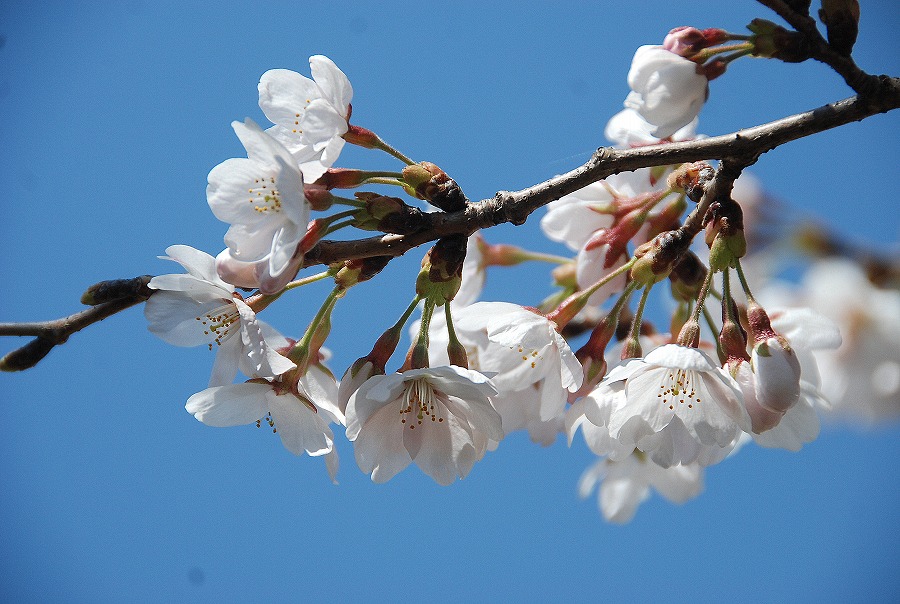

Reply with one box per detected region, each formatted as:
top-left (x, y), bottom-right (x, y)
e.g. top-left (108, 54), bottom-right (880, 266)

top-left (353, 193), bottom-right (427, 234)
top-left (621, 335), bottom-right (643, 360)
top-left (415, 234), bottom-right (467, 305)
top-left (819, 0), bottom-right (860, 56)
top-left (667, 162), bottom-right (715, 202)
top-left (748, 19), bottom-right (811, 63)
top-left (402, 162), bottom-right (468, 213)
top-left (664, 27), bottom-right (730, 57)
top-left (630, 229), bottom-right (692, 286)
top-left (314, 168), bottom-right (371, 190)
top-left (668, 252), bottom-right (708, 302)
top-left (676, 319), bottom-right (701, 348)
top-left (334, 256), bottom-right (392, 289)
top-left (304, 186), bottom-right (335, 211)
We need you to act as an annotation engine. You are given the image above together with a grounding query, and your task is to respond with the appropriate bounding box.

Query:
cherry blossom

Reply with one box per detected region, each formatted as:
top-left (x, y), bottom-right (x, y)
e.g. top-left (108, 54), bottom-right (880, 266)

top-left (623, 45), bottom-right (708, 138)
top-left (258, 55), bottom-right (353, 183)
top-left (578, 452), bottom-right (704, 523)
top-left (453, 302), bottom-right (583, 421)
top-left (586, 345), bottom-right (750, 467)
top-left (604, 108), bottom-right (698, 147)
top-left (207, 118), bottom-right (309, 294)
top-left (186, 364), bottom-right (343, 481)
top-left (345, 366), bottom-right (502, 485)
top-left (144, 245), bottom-right (295, 386)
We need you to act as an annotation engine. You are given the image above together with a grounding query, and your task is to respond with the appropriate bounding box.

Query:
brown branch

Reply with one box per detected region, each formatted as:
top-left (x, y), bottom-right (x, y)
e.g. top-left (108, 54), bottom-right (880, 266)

top-left (0, 276), bottom-right (154, 371)
top-left (305, 89), bottom-right (899, 266)
top-left (3, 86), bottom-right (898, 371)
top-left (758, 0), bottom-right (891, 96)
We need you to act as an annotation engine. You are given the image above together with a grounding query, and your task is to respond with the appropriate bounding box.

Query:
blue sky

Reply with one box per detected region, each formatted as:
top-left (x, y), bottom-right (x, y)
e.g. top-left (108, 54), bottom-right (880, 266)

top-left (1, 2), bottom-right (898, 602)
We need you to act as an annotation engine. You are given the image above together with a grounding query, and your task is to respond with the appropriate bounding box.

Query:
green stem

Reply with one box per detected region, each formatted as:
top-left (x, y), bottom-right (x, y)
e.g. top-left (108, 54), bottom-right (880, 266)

top-left (702, 306), bottom-right (725, 362)
top-left (287, 286), bottom-right (341, 365)
top-left (360, 177), bottom-right (408, 188)
top-left (690, 268), bottom-right (716, 323)
top-left (514, 250), bottom-right (572, 265)
top-left (247, 269), bottom-right (336, 311)
top-left (693, 42), bottom-right (754, 62)
top-left (373, 138), bottom-right (416, 166)
top-left (734, 260), bottom-right (756, 303)
top-left (721, 268), bottom-right (736, 322)
top-left (629, 285), bottom-right (653, 341)
top-left (323, 218), bottom-right (357, 237)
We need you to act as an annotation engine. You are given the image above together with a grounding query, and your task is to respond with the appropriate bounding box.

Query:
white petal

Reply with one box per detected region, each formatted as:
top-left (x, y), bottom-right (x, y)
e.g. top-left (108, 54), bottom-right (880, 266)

top-left (309, 55), bottom-right (352, 113)
top-left (268, 390), bottom-right (334, 456)
top-left (185, 383), bottom-right (270, 427)
top-left (353, 400), bottom-right (411, 483)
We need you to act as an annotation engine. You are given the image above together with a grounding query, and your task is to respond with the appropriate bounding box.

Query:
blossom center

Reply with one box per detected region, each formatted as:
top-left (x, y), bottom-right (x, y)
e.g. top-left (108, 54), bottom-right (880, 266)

top-left (657, 368), bottom-right (702, 411)
top-left (514, 345), bottom-right (542, 370)
top-left (247, 176), bottom-right (282, 214)
top-left (291, 108), bottom-right (310, 134)
top-left (195, 301), bottom-right (239, 350)
top-left (400, 377), bottom-right (445, 429)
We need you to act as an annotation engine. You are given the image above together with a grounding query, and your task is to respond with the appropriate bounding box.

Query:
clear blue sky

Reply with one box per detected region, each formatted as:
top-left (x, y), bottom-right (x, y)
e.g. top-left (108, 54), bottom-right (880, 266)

top-left (1, 2), bottom-right (898, 602)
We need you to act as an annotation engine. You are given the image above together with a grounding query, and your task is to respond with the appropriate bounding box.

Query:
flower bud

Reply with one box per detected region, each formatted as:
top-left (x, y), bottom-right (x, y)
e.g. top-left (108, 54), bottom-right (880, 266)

top-left (668, 252), bottom-right (707, 302)
top-left (732, 359), bottom-right (785, 433)
top-left (819, 0), bottom-right (860, 56)
top-left (352, 193), bottom-right (427, 234)
top-left (745, 300), bottom-right (801, 413)
top-left (334, 256), bottom-right (392, 289)
top-left (748, 19), bottom-right (811, 63)
top-left (704, 198), bottom-right (746, 272)
top-left (304, 185), bottom-right (335, 211)
top-left (675, 319), bottom-right (701, 348)
top-left (752, 336), bottom-right (802, 413)
top-left (415, 234), bottom-right (467, 305)
top-left (663, 27), bottom-right (730, 57)
top-left (402, 162), bottom-right (468, 213)
top-left (314, 168), bottom-right (372, 190)
top-left (667, 161), bottom-right (715, 202)
top-left (630, 228), bottom-right (691, 286)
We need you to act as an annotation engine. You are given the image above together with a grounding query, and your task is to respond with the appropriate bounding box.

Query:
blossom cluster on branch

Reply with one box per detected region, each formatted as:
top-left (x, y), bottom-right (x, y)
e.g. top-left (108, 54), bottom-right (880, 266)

top-left (2, 2), bottom-right (898, 523)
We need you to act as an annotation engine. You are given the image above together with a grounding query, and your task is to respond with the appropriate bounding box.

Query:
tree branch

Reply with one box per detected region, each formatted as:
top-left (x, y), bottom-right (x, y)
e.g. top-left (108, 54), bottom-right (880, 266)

top-left (0, 276), bottom-right (154, 371)
top-left (3, 85), bottom-right (898, 370)
top-left (758, 0), bottom-right (892, 96)
top-left (306, 89), bottom-right (899, 266)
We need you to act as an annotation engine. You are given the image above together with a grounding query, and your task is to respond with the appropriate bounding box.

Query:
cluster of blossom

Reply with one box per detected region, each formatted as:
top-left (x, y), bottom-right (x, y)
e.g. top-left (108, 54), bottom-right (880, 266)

top-left (143, 26), bottom-right (899, 522)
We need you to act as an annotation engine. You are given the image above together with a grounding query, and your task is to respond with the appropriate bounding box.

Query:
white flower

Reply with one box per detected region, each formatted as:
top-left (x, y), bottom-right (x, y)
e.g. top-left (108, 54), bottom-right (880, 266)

top-left (623, 45), bottom-right (708, 139)
top-left (541, 182), bottom-right (616, 252)
top-left (604, 108), bottom-right (698, 147)
top-left (453, 302), bottom-right (583, 421)
top-left (144, 245), bottom-right (295, 386)
top-left (186, 364), bottom-right (343, 481)
top-left (803, 260), bottom-right (900, 422)
top-left (258, 55), bottom-right (353, 183)
top-left (592, 345), bottom-right (750, 467)
top-left (345, 366), bottom-right (502, 485)
top-left (746, 307), bottom-right (842, 450)
top-left (751, 335), bottom-right (802, 413)
top-left (578, 452), bottom-right (704, 523)
top-left (490, 381), bottom-right (565, 446)
top-left (207, 119), bottom-right (310, 294)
